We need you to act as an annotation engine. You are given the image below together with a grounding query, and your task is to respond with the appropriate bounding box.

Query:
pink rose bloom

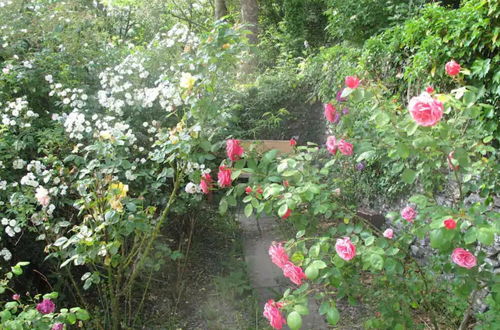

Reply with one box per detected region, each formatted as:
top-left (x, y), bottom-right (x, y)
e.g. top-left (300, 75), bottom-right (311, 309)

top-left (335, 237), bottom-right (356, 261)
top-left (401, 206), bottom-right (416, 223)
top-left (36, 298), bottom-right (55, 314)
top-left (451, 248), bottom-right (476, 269)
top-left (199, 173), bottom-right (212, 194)
top-left (426, 86), bottom-right (434, 94)
top-left (383, 228), bottom-right (394, 239)
top-left (12, 294), bottom-right (20, 301)
top-left (444, 218), bottom-right (457, 230)
top-left (326, 136), bottom-right (337, 155)
top-left (226, 139), bottom-right (244, 161)
top-left (52, 324), bottom-right (64, 330)
top-left (408, 92), bottom-right (443, 127)
top-left (35, 186), bottom-right (50, 207)
top-left (445, 60), bottom-right (461, 76)
top-left (281, 208), bottom-right (292, 220)
top-left (289, 138), bottom-right (297, 146)
top-left (263, 300), bottom-right (286, 330)
top-left (217, 166), bottom-right (232, 188)
top-left (345, 76), bottom-right (360, 89)
top-left (268, 242), bottom-right (289, 269)
top-left (324, 103), bottom-right (336, 123)
top-left (337, 139), bottom-right (353, 156)
top-left (282, 262), bottom-right (307, 285)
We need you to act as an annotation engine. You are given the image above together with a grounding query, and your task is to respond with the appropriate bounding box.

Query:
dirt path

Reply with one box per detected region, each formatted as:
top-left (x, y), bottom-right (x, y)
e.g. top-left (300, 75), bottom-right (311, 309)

top-left (238, 210), bottom-right (329, 329)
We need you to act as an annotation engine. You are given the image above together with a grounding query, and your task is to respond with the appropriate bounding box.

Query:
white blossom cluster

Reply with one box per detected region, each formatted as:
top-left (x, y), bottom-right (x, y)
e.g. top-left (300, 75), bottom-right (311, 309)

top-left (0, 1), bottom-right (13, 8)
top-left (155, 23), bottom-right (199, 49)
top-left (184, 182), bottom-right (201, 194)
top-left (1, 218), bottom-right (21, 238)
top-left (1, 97), bottom-right (39, 127)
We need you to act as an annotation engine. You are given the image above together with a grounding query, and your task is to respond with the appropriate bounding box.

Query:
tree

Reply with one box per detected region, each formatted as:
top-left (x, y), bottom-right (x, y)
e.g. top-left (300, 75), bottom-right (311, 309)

top-left (240, 0), bottom-right (259, 44)
top-left (215, 0), bottom-right (228, 19)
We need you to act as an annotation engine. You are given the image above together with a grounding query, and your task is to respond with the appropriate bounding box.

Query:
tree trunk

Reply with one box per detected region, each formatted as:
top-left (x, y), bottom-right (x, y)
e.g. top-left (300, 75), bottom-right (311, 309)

top-left (240, 0), bottom-right (259, 44)
top-left (215, 0), bottom-right (228, 19)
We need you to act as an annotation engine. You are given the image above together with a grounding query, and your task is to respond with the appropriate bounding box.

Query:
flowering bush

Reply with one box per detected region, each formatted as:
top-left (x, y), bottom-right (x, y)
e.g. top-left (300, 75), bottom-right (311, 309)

top-left (219, 60), bottom-right (499, 328)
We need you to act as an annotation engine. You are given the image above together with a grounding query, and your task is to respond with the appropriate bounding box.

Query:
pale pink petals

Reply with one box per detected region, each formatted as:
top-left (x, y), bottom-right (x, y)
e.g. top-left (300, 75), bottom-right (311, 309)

top-left (335, 237), bottom-right (356, 261)
top-left (408, 92), bottom-right (443, 127)
top-left (345, 76), bottom-right (360, 89)
top-left (324, 103), bottom-right (336, 123)
top-left (445, 60), bottom-right (461, 76)
top-left (337, 139), bottom-right (353, 156)
top-left (383, 228), bottom-right (394, 239)
top-left (282, 262), bottom-right (307, 285)
top-left (263, 299), bottom-right (286, 329)
top-left (226, 139), bottom-right (244, 161)
top-left (199, 173), bottom-right (212, 194)
top-left (401, 206), bottom-right (417, 223)
top-left (451, 248), bottom-right (476, 269)
top-left (268, 243), bottom-right (289, 269)
top-left (217, 165), bottom-right (232, 188)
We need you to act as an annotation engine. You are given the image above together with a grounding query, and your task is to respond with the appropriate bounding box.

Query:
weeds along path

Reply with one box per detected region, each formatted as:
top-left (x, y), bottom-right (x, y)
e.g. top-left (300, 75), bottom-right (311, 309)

top-left (237, 209), bottom-right (329, 329)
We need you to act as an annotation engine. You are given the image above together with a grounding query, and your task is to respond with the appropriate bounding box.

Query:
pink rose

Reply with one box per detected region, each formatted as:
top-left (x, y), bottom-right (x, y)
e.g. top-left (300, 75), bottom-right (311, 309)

top-left (289, 138), bottom-right (297, 146)
top-left (383, 228), bottom-right (394, 239)
top-left (326, 136), bottom-right (337, 155)
top-left (199, 173), bottom-right (212, 194)
top-left (245, 186), bottom-right (252, 194)
top-left (337, 139), bottom-right (353, 156)
top-left (217, 166), bottom-right (232, 188)
top-left (281, 208), bottom-right (292, 220)
top-left (282, 262), bottom-right (307, 285)
top-left (451, 248), bottom-right (476, 269)
top-left (408, 92), bottom-right (444, 127)
top-left (52, 324), bottom-right (64, 330)
top-left (36, 298), bottom-right (55, 314)
top-left (226, 139), bottom-right (244, 161)
top-left (401, 206), bottom-right (416, 223)
top-left (426, 86), bottom-right (435, 94)
top-left (345, 76), bottom-right (360, 89)
top-left (445, 60), bottom-right (461, 76)
top-left (324, 103), bottom-right (336, 123)
top-left (444, 218), bottom-right (456, 230)
top-left (263, 300), bottom-right (286, 330)
top-left (335, 237), bottom-right (356, 261)
top-left (268, 242), bottom-right (289, 269)
top-left (12, 294), bottom-right (20, 301)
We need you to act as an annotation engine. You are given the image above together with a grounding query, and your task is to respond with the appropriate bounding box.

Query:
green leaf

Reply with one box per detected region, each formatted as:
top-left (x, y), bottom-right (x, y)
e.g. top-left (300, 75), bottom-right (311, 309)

top-left (287, 311), bottom-right (302, 329)
top-left (219, 198), bottom-right (228, 215)
top-left (305, 265), bottom-right (319, 280)
top-left (326, 307), bottom-right (340, 326)
top-left (278, 204), bottom-right (288, 217)
top-left (369, 254), bottom-right (384, 270)
top-left (310, 260), bottom-right (327, 269)
top-left (401, 169), bottom-right (417, 184)
top-left (244, 204), bottom-right (253, 218)
top-left (75, 308), bottom-right (90, 321)
top-left (396, 143), bottom-right (410, 159)
top-left (478, 227), bottom-right (494, 245)
top-left (294, 305), bottom-right (310, 315)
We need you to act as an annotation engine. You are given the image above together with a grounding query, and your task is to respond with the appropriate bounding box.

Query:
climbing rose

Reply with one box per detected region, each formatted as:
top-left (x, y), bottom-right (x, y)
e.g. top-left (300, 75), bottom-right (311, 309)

top-left (282, 262), bottom-right (307, 285)
top-left (345, 76), bottom-right (360, 89)
top-left (444, 218), bottom-right (457, 230)
top-left (226, 139), bottom-right (244, 161)
top-left (326, 136), bottom-right (337, 155)
top-left (408, 92), bottom-right (443, 127)
top-left (281, 208), bottom-right (292, 219)
top-left (12, 294), bottom-right (20, 301)
top-left (289, 138), bottom-right (297, 146)
top-left (445, 60), bottom-right (461, 76)
top-left (51, 324), bottom-right (64, 330)
top-left (426, 86), bottom-right (435, 94)
top-left (35, 186), bottom-right (50, 207)
top-left (245, 186), bottom-right (252, 194)
top-left (263, 300), bottom-right (286, 330)
top-left (199, 173), bottom-right (212, 194)
top-left (338, 139), bottom-right (353, 156)
top-left (451, 248), bottom-right (476, 269)
top-left (401, 206), bottom-right (417, 223)
top-left (36, 298), bottom-right (55, 314)
top-left (324, 103), bottom-right (336, 123)
top-left (269, 243), bottom-right (289, 269)
top-left (217, 166), bottom-right (232, 188)
top-left (383, 228), bottom-right (394, 239)
top-left (335, 237), bottom-right (356, 261)
top-left (256, 186), bottom-right (263, 194)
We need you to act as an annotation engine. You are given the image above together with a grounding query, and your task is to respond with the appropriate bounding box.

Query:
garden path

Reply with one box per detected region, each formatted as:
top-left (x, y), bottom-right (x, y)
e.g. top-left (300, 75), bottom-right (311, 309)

top-left (237, 210), bottom-right (329, 329)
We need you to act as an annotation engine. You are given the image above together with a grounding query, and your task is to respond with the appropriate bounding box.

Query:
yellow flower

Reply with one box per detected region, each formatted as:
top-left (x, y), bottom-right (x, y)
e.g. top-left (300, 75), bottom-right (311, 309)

top-left (180, 72), bottom-right (196, 90)
top-left (222, 43), bottom-right (231, 50)
top-left (169, 135), bottom-right (180, 145)
top-left (109, 182), bottom-right (128, 198)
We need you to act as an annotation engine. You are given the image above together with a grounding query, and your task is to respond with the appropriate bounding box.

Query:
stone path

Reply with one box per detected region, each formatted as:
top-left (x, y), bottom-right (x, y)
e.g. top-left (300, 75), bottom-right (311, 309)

top-left (237, 209), bottom-right (329, 329)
